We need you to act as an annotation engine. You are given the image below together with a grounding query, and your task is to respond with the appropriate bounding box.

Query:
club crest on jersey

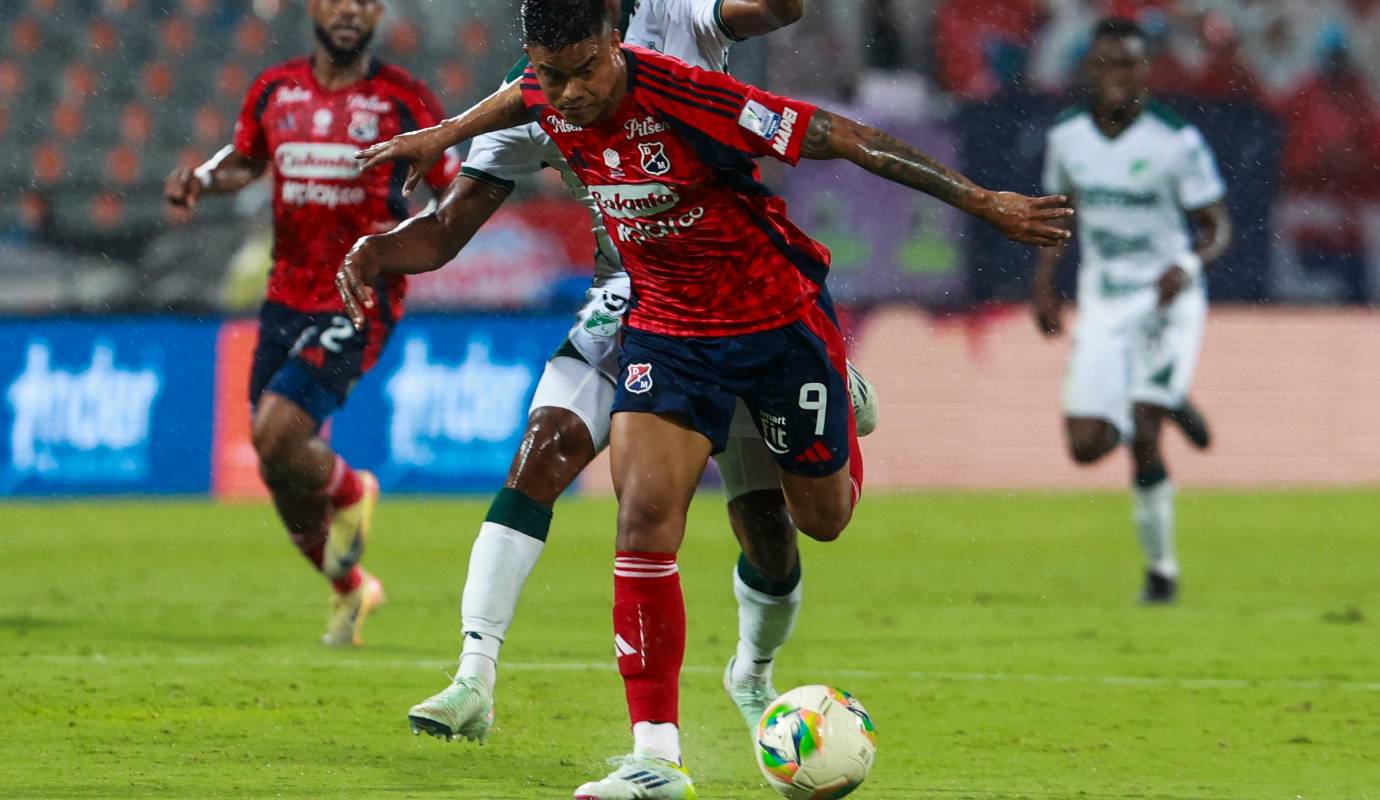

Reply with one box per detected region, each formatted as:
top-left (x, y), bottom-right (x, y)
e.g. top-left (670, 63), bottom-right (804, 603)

top-left (312, 109), bottom-right (334, 136)
top-left (638, 142), bottom-right (671, 176)
top-left (348, 110), bottom-right (379, 143)
top-left (624, 363), bottom-right (653, 394)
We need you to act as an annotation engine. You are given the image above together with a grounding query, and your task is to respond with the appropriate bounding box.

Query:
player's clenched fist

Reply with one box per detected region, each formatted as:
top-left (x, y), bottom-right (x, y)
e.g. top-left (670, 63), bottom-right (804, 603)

top-left (336, 238), bottom-right (380, 331)
top-left (977, 191), bottom-right (1074, 247)
top-left (164, 167), bottom-right (204, 211)
top-left (1032, 281), bottom-right (1063, 337)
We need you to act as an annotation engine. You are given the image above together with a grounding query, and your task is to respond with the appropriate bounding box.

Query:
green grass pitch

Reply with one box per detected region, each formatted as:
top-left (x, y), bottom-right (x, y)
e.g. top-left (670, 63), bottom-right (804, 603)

top-left (2, 490), bottom-right (1377, 799)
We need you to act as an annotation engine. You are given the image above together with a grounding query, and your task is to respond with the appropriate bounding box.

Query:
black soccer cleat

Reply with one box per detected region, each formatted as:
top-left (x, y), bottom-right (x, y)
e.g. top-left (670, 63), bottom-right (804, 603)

top-left (1140, 570), bottom-right (1178, 605)
top-left (1170, 400), bottom-right (1212, 450)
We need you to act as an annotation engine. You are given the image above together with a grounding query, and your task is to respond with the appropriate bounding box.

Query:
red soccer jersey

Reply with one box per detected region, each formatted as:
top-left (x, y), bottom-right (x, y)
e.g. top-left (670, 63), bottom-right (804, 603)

top-left (234, 57), bottom-right (458, 316)
top-left (520, 46), bottom-right (829, 337)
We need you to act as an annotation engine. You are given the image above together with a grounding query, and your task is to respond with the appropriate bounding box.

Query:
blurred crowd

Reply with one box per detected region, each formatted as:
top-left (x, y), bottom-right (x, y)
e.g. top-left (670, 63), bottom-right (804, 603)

top-left (1, 0), bottom-right (1378, 309)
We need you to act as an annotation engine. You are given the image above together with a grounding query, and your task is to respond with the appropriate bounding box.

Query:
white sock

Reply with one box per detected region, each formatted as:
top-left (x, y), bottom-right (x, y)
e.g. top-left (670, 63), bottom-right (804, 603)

top-left (457, 521), bottom-right (545, 688)
top-left (731, 564), bottom-right (802, 685)
top-left (1133, 479), bottom-right (1178, 578)
top-left (632, 721), bottom-right (681, 764)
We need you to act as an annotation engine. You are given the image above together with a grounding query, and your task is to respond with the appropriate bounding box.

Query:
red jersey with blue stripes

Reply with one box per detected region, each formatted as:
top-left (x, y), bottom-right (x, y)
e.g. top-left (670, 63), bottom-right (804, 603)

top-left (234, 57), bottom-right (458, 316)
top-left (520, 46), bottom-right (829, 337)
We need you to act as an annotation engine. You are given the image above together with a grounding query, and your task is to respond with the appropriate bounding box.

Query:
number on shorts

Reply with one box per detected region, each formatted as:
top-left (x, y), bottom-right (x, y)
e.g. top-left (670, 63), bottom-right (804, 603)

top-left (320, 317), bottom-right (356, 353)
top-left (799, 382), bottom-right (828, 436)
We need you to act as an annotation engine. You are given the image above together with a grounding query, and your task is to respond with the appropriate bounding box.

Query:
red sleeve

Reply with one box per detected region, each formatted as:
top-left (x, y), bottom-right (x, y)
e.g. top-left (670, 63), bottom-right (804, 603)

top-left (399, 79), bottom-right (460, 191)
top-left (629, 48), bottom-right (817, 165)
top-left (233, 69), bottom-right (278, 161)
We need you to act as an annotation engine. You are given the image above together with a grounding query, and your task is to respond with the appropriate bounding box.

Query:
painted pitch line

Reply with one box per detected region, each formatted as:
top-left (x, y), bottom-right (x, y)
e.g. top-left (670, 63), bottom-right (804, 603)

top-left (11, 652), bottom-right (1380, 693)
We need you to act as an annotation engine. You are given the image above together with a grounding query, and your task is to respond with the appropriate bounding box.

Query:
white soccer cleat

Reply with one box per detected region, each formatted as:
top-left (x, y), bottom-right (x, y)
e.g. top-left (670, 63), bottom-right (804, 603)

top-left (847, 361), bottom-right (878, 437)
top-left (723, 656), bottom-right (780, 732)
top-left (573, 756), bottom-right (697, 799)
top-left (321, 571), bottom-right (385, 647)
top-left (407, 677), bottom-right (495, 743)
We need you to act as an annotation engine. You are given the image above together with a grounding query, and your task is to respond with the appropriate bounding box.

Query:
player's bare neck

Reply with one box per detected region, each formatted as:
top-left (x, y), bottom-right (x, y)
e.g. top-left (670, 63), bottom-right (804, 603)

top-left (1093, 97), bottom-right (1144, 140)
top-left (312, 51), bottom-right (372, 92)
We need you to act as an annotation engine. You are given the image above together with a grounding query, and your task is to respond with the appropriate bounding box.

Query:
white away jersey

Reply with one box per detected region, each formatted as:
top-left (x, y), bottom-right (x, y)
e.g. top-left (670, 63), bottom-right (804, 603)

top-left (1043, 102), bottom-right (1225, 314)
top-left (461, 0), bottom-right (737, 285)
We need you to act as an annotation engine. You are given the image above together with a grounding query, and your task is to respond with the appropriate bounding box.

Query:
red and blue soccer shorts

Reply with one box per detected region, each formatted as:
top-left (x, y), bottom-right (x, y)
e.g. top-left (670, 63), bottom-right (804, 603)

top-left (249, 301), bottom-right (395, 425)
top-left (613, 294), bottom-right (854, 478)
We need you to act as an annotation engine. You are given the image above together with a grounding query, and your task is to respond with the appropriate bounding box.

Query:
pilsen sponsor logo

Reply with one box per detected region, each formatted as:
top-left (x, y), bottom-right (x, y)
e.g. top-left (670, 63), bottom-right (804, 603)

top-left (625, 116), bottom-right (668, 139)
top-left (546, 114), bottom-right (584, 134)
top-left (273, 86), bottom-right (314, 106)
top-left (588, 183), bottom-right (679, 219)
top-left (275, 142), bottom-right (362, 180)
top-left (348, 94), bottom-right (393, 113)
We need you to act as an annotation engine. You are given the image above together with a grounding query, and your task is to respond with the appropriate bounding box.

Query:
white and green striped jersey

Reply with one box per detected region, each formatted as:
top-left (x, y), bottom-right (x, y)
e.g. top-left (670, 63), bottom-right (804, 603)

top-left (460, 0), bottom-right (737, 286)
top-left (1042, 101), bottom-right (1225, 317)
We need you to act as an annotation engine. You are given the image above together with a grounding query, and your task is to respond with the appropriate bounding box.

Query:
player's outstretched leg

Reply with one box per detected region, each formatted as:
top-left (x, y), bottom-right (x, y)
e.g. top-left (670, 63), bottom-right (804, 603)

top-left (253, 392), bottom-right (383, 647)
top-left (408, 400), bottom-right (600, 743)
top-left (1131, 403), bottom-right (1178, 604)
top-left (574, 411), bottom-right (706, 800)
top-left (724, 489), bottom-right (800, 730)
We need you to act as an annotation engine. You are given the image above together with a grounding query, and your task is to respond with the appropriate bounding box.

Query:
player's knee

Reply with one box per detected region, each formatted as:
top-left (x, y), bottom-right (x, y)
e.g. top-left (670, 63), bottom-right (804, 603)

top-left (507, 407), bottom-right (596, 505)
top-left (794, 504), bottom-right (850, 542)
top-left (1068, 438), bottom-right (1107, 464)
top-left (616, 498), bottom-right (683, 552)
top-left (1066, 421), bottom-right (1118, 465)
top-left (251, 414), bottom-right (303, 469)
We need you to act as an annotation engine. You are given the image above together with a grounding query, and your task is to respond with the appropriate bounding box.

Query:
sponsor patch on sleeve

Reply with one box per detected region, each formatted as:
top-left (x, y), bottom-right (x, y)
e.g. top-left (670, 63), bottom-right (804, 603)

top-left (738, 99), bottom-right (782, 142)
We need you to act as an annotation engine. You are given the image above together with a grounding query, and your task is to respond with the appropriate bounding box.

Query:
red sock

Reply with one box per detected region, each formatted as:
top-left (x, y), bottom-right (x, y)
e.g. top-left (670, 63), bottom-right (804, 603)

top-left (288, 530), bottom-right (363, 594)
top-left (320, 455), bottom-right (363, 508)
top-left (613, 552), bottom-right (685, 726)
top-left (331, 566), bottom-right (364, 595)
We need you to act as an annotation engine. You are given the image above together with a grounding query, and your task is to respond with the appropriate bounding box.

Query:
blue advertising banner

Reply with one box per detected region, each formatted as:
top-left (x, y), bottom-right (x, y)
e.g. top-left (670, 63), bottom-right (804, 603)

top-left (0, 318), bottom-right (218, 496)
top-left (331, 314), bottom-right (572, 494)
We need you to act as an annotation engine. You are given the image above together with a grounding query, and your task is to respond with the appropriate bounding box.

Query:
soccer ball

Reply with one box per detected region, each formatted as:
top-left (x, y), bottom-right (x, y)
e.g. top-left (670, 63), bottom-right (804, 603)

top-left (755, 685), bottom-right (877, 799)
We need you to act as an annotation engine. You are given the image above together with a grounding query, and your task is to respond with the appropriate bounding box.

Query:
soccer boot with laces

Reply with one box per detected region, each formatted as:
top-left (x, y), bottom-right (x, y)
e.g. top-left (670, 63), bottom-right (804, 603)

top-left (573, 755), bottom-right (697, 800)
top-left (407, 676), bottom-right (495, 743)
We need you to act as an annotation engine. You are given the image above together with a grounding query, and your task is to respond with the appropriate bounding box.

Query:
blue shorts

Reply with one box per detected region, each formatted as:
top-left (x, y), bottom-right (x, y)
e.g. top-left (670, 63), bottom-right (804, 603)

top-left (613, 295), bottom-right (853, 478)
top-left (249, 301), bottom-right (395, 425)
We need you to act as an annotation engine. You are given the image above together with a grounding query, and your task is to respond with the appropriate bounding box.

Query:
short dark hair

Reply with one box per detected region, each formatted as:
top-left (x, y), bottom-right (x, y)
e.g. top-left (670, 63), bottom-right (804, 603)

top-left (521, 0), bottom-right (611, 50)
top-left (1092, 17), bottom-right (1146, 43)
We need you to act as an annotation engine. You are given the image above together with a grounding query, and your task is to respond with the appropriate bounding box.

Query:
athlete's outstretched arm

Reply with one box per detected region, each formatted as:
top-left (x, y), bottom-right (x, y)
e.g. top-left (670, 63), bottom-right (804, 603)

top-left (799, 110), bottom-right (1073, 246)
top-left (718, 0), bottom-right (805, 38)
top-left (355, 82), bottom-right (533, 196)
top-left (336, 176), bottom-right (513, 329)
top-left (164, 145), bottom-right (267, 211)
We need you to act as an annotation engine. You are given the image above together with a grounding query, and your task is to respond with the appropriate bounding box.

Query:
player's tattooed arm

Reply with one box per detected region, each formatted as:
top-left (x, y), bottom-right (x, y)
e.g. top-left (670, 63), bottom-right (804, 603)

top-left (800, 110), bottom-right (1074, 247)
top-left (718, 0), bottom-right (805, 38)
top-left (355, 82), bottom-right (535, 196)
top-left (164, 145), bottom-right (267, 211)
top-left (337, 176), bottom-right (513, 330)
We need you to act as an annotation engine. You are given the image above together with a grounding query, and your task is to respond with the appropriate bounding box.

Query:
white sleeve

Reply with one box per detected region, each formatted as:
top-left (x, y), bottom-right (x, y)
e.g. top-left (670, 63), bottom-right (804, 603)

top-left (1041, 130), bottom-right (1069, 196)
top-left (686, 0), bottom-right (740, 49)
top-left (461, 123), bottom-right (552, 189)
top-left (1173, 126), bottom-right (1226, 210)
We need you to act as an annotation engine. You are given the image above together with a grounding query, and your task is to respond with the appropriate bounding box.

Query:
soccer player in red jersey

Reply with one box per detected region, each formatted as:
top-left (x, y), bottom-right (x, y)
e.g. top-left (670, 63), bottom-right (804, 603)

top-left (164, 0), bottom-right (457, 648)
top-left (349, 1), bottom-right (1070, 793)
